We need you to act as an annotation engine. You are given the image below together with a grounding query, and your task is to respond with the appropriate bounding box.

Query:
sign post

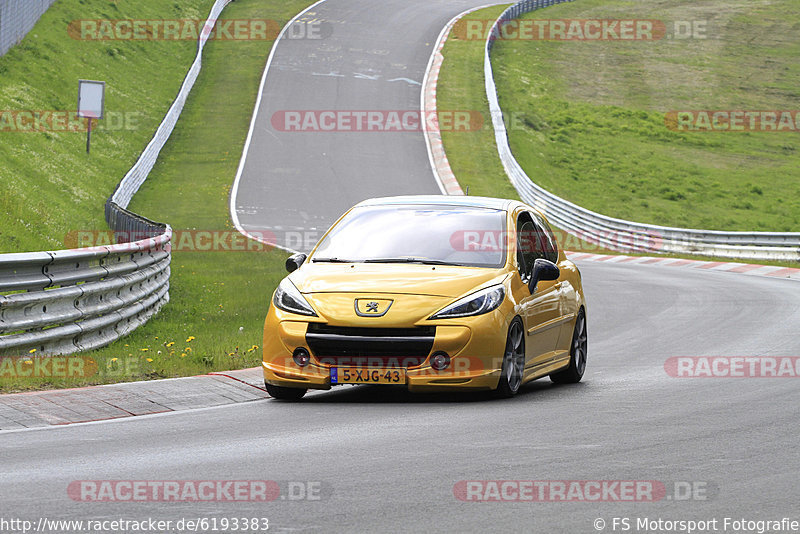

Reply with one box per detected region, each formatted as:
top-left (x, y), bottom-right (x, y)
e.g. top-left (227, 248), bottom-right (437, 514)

top-left (77, 80), bottom-right (105, 154)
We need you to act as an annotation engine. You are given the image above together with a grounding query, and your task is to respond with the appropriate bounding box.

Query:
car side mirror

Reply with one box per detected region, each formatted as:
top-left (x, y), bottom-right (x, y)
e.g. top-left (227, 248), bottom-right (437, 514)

top-left (285, 253), bottom-right (307, 273)
top-left (528, 258), bottom-right (560, 293)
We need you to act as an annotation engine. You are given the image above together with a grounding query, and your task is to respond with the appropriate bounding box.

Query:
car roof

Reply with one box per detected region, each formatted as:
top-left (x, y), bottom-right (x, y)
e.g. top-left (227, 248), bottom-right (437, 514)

top-left (356, 195), bottom-right (519, 211)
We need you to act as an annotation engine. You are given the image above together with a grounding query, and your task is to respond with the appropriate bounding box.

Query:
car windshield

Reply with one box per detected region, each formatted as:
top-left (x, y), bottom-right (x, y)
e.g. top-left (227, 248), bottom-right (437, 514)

top-left (312, 204), bottom-right (507, 268)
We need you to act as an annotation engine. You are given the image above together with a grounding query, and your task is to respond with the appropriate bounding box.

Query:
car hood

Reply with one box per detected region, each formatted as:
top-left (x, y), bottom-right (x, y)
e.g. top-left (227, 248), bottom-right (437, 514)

top-left (289, 263), bottom-right (506, 298)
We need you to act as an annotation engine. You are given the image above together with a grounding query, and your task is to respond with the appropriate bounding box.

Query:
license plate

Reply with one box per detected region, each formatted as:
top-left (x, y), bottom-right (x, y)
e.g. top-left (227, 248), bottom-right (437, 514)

top-left (330, 367), bottom-right (404, 385)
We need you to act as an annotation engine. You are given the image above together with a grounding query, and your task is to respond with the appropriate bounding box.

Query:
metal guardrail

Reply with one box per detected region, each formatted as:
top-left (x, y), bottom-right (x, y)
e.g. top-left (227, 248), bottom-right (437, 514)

top-left (0, 0), bottom-right (58, 57)
top-left (0, 0), bottom-right (235, 355)
top-left (0, 225), bottom-right (171, 357)
top-left (485, 0), bottom-right (800, 261)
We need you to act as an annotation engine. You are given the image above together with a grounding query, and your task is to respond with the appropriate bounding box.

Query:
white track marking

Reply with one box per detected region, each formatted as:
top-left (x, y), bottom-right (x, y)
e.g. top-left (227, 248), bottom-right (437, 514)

top-left (421, 3), bottom-right (504, 196)
top-left (229, 0), bottom-right (330, 255)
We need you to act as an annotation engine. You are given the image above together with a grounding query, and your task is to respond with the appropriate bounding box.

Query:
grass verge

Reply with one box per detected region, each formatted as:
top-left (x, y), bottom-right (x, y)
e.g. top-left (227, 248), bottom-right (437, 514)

top-left (0, 0), bottom-right (315, 392)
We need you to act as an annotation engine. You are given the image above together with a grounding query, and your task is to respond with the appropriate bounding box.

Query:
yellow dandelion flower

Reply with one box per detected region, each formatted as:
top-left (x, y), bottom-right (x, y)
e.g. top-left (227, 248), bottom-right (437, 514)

top-left (146, 358), bottom-right (153, 363)
top-left (111, 358), bottom-right (118, 362)
top-left (140, 348), bottom-right (149, 352)
top-left (24, 360), bottom-right (33, 365)
top-left (185, 347), bottom-right (192, 352)
top-left (28, 348), bottom-right (36, 354)
top-left (180, 353), bottom-right (186, 358)
top-left (166, 342), bottom-right (175, 347)
top-left (186, 336), bottom-right (195, 342)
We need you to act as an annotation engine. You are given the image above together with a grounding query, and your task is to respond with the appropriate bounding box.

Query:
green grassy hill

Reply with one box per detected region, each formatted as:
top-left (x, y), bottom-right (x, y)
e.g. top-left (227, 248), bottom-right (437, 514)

top-left (0, 0), bottom-right (313, 391)
top-left (0, 0), bottom-right (217, 252)
top-left (442, 0), bottom-right (800, 232)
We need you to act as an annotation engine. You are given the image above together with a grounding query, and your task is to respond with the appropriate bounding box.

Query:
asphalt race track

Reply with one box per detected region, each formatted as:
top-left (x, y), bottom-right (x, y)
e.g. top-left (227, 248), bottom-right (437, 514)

top-left (232, 0), bottom-right (498, 251)
top-left (3, 1), bottom-right (800, 532)
top-left (3, 262), bottom-right (799, 531)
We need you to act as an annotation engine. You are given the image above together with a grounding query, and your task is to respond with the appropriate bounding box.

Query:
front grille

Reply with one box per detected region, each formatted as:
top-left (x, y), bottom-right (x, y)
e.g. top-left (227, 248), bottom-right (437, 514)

top-left (306, 324), bottom-right (435, 368)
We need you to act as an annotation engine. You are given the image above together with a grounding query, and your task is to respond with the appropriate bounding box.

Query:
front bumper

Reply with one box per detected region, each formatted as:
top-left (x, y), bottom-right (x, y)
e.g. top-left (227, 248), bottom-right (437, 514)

top-left (262, 307), bottom-right (509, 392)
top-left (263, 360), bottom-right (502, 392)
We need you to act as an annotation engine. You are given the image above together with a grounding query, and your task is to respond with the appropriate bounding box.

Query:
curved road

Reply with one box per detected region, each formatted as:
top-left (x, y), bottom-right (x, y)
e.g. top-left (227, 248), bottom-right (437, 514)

top-left (232, 0), bottom-right (496, 251)
top-left (2, 263), bottom-right (799, 531)
top-left (3, 1), bottom-right (800, 532)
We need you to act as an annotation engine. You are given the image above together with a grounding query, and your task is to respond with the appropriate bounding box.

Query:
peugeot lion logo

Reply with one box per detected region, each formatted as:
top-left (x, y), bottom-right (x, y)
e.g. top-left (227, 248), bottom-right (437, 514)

top-left (355, 299), bottom-right (393, 317)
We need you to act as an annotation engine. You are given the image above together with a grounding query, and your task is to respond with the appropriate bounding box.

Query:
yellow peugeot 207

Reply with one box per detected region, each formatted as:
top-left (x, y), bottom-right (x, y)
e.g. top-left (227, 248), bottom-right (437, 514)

top-left (262, 196), bottom-right (587, 400)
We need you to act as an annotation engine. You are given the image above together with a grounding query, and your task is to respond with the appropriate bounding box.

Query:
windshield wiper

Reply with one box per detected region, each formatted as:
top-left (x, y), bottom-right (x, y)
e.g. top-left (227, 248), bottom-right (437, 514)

top-left (364, 257), bottom-right (463, 266)
top-left (312, 257), bottom-right (357, 263)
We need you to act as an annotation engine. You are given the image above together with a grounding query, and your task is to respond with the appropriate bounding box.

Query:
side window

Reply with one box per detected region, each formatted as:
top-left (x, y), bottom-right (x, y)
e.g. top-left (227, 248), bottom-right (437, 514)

top-left (517, 211), bottom-right (558, 279)
top-left (516, 212), bottom-right (543, 280)
top-left (531, 212), bottom-right (559, 264)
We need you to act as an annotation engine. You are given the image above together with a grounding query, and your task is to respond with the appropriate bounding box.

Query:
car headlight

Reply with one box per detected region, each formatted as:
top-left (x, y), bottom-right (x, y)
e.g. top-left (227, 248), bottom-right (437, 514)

top-left (430, 284), bottom-right (505, 319)
top-left (273, 278), bottom-right (317, 317)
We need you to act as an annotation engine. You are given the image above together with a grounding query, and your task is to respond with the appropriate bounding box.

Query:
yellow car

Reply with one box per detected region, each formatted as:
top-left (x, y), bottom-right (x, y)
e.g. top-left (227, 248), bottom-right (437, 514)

top-left (262, 196), bottom-right (587, 400)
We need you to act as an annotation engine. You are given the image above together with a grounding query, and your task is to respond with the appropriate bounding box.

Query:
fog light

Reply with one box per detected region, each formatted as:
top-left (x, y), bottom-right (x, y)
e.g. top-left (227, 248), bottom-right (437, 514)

top-left (293, 348), bottom-right (311, 367)
top-left (430, 351), bottom-right (450, 371)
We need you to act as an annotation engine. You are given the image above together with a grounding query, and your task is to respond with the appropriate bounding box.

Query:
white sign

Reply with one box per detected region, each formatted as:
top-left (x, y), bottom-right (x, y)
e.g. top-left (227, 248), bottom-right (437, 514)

top-left (78, 80), bottom-right (105, 119)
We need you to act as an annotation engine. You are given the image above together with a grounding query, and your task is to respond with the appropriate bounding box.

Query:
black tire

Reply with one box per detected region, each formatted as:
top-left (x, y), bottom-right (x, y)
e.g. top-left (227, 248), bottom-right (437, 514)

top-left (550, 307), bottom-right (587, 384)
top-left (265, 381), bottom-right (307, 400)
top-left (495, 318), bottom-right (525, 398)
